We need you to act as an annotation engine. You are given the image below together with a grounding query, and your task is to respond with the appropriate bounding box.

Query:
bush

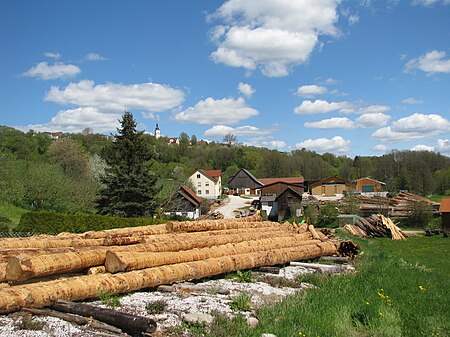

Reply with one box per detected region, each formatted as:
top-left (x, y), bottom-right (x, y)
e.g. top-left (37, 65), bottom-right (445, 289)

top-left (317, 203), bottom-right (339, 228)
top-left (15, 211), bottom-right (167, 234)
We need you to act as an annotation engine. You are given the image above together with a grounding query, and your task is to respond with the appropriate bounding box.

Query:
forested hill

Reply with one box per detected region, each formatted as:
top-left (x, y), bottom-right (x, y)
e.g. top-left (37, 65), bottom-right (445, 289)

top-left (1, 126), bottom-right (449, 214)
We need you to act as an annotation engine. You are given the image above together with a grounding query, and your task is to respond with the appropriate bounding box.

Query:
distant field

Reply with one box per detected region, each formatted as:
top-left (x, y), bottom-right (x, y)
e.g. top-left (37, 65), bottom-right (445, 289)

top-left (0, 203), bottom-right (28, 228)
top-left (210, 235), bottom-right (450, 337)
top-left (427, 194), bottom-right (449, 203)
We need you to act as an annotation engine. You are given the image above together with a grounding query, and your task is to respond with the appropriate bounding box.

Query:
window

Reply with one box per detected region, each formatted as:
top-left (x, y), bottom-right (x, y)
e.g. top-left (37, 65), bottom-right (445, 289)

top-left (205, 182), bottom-right (209, 186)
top-left (197, 190), bottom-right (201, 195)
top-left (205, 190), bottom-right (209, 195)
top-left (197, 174), bottom-right (200, 179)
top-left (197, 182), bottom-right (201, 187)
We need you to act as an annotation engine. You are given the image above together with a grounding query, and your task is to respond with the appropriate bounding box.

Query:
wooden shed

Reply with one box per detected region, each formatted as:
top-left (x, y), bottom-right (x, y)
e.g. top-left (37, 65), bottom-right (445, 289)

top-left (355, 177), bottom-right (386, 194)
top-left (260, 181), bottom-right (304, 197)
top-left (439, 198), bottom-right (450, 231)
top-left (227, 168), bottom-right (263, 195)
top-left (164, 185), bottom-right (203, 219)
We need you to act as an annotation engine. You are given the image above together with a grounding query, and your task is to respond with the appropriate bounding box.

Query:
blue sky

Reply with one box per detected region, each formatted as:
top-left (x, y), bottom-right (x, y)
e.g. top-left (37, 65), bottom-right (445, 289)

top-left (1, 0), bottom-right (449, 157)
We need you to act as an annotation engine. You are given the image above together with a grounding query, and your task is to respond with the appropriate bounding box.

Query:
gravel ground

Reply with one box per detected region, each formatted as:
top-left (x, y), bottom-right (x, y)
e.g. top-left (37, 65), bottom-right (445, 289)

top-left (0, 265), bottom-right (318, 336)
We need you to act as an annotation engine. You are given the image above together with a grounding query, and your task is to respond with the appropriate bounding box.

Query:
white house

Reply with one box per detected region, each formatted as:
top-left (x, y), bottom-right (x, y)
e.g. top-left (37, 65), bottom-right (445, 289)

top-left (189, 169), bottom-right (222, 199)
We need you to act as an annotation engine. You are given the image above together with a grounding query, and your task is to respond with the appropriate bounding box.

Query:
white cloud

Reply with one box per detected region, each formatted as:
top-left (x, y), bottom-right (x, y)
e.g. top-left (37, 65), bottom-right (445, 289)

top-left (402, 97), bottom-right (423, 104)
top-left (210, 0), bottom-right (340, 77)
top-left (372, 113), bottom-right (450, 142)
top-left (348, 14), bottom-right (359, 25)
top-left (294, 99), bottom-right (351, 115)
top-left (43, 52), bottom-right (61, 59)
top-left (174, 97), bottom-right (258, 125)
top-left (304, 117), bottom-right (355, 129)
top-left (296, 136), bottom-right (350, 153)
top-left (245, 138), bottom-right (287, 150)
top-left (412, 0), bottom-right (450, 6)
top-left (21, 107), bottom-right (121, 133)
top-left (436, 139), bottom-right (450, 154)
top-left (358, 104), bottom-right (391, 114)
top-left (373, 144), bottom-right (391, 152)
top-left (85, 53), bottom-right (107, 61)
top-left (411, 144), bottom-right (435, 152)
top-left (45, 80), bottom-right (185, 113)
top-left (324, 77), bottom-right (338, 84)
top-left (296, 84), bottom-right (327, 98)
top-left (204, 124), bottom-right (270, 137)
top-left (238, 82), bottom-right (255, 98)
top-left (23, 62), bottom-right (81, 80)
top-left (405, 50), bottom-right (450, 74)
top-left (355, 113), bottom-right (391, 128)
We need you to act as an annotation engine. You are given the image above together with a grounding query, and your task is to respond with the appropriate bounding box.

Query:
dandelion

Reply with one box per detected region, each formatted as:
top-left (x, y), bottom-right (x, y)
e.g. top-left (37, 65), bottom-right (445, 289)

top-left (419, 285), bottom-right (427, 291)
top-left (365, 301), bottom-right (370, 305)
top-left (378, 312), bottom-right (384, 317)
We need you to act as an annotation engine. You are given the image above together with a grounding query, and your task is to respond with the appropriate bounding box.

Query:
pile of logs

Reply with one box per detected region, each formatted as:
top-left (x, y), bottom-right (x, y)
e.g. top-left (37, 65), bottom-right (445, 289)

top-left (345, 214), bottom-right (407, 240)
top-left (196, 211), bottom-right (224, 220)
top-left (390, 192), bottom-right (439, 217)
top-left (0, 214), bottom-right (343, 314)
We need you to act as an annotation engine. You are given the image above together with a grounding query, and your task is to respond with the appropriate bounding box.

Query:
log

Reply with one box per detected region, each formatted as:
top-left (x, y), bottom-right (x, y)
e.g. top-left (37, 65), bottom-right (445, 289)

top-left (166, 218), bottom-right (269, 233)
top-left (23, 307), bottom-right (125, 335)
top-left (0, 237), bottom-right (106, 250)
top-left (52, 300), bottom-right (156, 336)
top-left (5, 228), bottom-right (300, 282)
top-left (319, 256), bottom-right (350, 264)
top-left (289, 262), bottom-right (353, 273)
top-left (0, 241), bottom-right (337, 313)
top-left (83, 223), bottom-right (168, 239)
top-left (105, 232), bottom-right (315, 273)
top-left (257, 266), bottom-right (280, 274)
top-left (337, 240), bottom-right (359, 258)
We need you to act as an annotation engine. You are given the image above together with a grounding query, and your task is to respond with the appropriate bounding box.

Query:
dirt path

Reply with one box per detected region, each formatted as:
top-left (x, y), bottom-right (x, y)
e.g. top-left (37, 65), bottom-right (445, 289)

top-left (215, 195), bottom-right (258, 219)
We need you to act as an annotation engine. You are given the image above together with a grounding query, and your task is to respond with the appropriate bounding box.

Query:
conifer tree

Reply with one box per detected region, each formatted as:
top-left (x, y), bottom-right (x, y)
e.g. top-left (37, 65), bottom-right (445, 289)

top-left (97, 111), bottom-right (160, 217)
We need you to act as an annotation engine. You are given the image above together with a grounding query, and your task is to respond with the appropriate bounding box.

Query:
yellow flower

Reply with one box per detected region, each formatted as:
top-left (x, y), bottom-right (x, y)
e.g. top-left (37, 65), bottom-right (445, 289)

top-left (378, 312), bottom-right (384, 317)
top-left (419, 285), bottom-right (427, 291)
top-left (365, 301), bottom-right (370, 305)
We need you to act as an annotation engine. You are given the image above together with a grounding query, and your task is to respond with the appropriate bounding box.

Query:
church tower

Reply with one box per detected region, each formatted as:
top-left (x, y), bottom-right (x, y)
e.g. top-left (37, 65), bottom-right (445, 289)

top-left (154, 123), bottom-right (161, 139)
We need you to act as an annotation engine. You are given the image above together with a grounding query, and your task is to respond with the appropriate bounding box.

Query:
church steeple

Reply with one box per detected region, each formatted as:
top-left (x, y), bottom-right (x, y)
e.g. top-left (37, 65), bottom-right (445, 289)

top-left (155, 123), bottom-right (161, 139)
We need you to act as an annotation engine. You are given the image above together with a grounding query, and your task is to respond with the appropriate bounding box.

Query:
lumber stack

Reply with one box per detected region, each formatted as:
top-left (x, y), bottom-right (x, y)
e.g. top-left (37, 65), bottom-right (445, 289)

top-left (0, 214), bottom-right (341, 313)
top-left (390, 192), bottom-right (439, 217)
top-left (345, 214), bottom-right (407, 240)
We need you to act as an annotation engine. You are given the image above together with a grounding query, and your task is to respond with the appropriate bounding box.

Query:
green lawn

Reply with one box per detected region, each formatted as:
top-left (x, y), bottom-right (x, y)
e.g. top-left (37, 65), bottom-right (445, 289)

top-left (427, 194), bottom-right (449, 203)
top-left (209, 235), bottom-right (450, 337)
top-left (0, 202), bottom-right (28, 229)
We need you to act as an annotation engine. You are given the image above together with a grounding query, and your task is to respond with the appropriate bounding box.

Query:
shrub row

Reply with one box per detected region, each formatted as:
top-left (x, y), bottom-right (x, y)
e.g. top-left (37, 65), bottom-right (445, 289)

top-left (16, 211), bottom-right (167, 234)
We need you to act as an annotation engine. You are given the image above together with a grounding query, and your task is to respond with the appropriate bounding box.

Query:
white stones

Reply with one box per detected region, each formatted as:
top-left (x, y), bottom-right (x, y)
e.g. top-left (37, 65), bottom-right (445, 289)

top-left (182, 313), bottom-right (214, 325)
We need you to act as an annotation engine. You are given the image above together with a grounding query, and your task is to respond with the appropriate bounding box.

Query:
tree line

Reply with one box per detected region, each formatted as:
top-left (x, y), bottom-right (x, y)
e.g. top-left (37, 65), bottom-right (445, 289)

top-left (1, 114), bottom-right (449, 217)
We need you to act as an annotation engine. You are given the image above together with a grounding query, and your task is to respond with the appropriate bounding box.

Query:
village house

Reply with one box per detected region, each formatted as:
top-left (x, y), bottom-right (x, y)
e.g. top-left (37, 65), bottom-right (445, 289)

top-left (261, 187), bottom-right (302, 221)
top-left (164, 185), bottom-right (202, 219)
top-left (189, 169), bottom-right (222, 199)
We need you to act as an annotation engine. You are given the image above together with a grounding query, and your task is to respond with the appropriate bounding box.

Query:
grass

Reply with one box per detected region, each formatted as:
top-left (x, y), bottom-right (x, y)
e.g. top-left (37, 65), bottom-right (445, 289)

top-left (146, 300), bottom-right (167, 314)
top-left (230, 292), bottom-right (253, 312)
top-left (209, 236), bottom-right (450, 337)
top-left (98, 292), bottom-right (122, 307)
top-left (0, 202), bottom-right (28, 229)
top-left (427, 194), bottom-right (449, 203)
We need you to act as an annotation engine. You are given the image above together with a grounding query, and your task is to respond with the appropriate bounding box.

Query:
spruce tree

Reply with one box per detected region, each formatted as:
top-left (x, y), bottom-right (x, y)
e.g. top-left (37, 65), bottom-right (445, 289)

top-left (97, 111), bottom-right (160, 217)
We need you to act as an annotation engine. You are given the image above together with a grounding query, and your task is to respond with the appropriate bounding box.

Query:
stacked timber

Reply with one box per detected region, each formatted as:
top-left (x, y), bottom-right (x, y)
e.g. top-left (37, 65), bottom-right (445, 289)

top-left (0, 214), bottom-right (341, 313)
top-left (390, 192), bottom-right (439, 217)
top-left (345, 214), bottom-right (407, 240)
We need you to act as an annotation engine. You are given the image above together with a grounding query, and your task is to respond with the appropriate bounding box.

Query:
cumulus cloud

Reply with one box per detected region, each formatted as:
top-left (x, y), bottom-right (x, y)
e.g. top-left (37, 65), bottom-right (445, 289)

top-left (296, 85), bottom-right (327, 98)
top-left (411, 144), bottom-right (435, 152)
top-left (405, 50), bottom-right (450, 74)
top-left (402, 97), bottom-right (423, 104)
top-left (85, 53), bottom-right (107, 61)
top-left (304, 117), bottom-right (355, 129)
top-left (45, 80), bottom-right (185, 113)
top-left (43, 52), bottom-right (61, 59)
top-left (358, 104), bottom-right (391, 114)
top-left (296, 136), bottom-right (350, 153)
top-left (355, 113), bottom-right (391, 128)
top-left (373, 144), bottom-right (391, 152)
top-left (245, 137), bottom-right (287, 150)
top-left (372, 113), bottom-right (450, 142)
top-left (21, 107), bottom-right (121, 133)
top-left (209, 0), bottom-right (340, 77)
top-left (204, 124), bottom-right (271, 137)
top-left (294, 99), bottom-right (352, 115)
top-left (436, 139), bottom-right (450, 154)
top-left (23, 62), bottom-right (81, 80)
top-left (174, 97), bottom-right (258, 125)
top-left (238, 82), bottom-right (255, 98)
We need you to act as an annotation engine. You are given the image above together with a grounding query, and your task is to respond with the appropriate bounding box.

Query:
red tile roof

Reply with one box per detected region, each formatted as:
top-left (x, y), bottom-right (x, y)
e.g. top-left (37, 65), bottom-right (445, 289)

top-left (439, 198), bottom-right (450, 213)
top-left (203, 169), bottom-right (222, 178)
top-left (180, 185), bottom-right (203, 205)
top-left (259, 177), bottom-right (304, 185)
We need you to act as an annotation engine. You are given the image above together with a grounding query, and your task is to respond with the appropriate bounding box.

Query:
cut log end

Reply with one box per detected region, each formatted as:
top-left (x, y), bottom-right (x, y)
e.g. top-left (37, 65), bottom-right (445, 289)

top-left (5, 255), bottom-right (34, 282)
top-left (105, 251), bottom-right (129, 274)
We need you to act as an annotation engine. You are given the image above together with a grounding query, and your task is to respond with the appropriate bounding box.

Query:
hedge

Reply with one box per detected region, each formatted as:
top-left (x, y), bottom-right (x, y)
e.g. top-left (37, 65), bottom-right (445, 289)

top-left (16, 211), bottom-right (167, 235)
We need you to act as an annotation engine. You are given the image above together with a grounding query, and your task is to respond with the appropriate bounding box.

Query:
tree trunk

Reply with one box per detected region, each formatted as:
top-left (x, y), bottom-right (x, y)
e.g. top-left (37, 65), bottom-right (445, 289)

top-left (51, 300), bottom-right (156, 336)
top-left (0, 241), bottom-right (337, 313)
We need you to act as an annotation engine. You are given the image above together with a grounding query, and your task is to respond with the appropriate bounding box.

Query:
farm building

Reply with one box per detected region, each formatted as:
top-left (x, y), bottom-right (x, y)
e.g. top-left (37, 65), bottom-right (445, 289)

top-left (260, 181), bottom-right (304, 196)
top-left (164, 185), bottom-right (202, 219)
top-left (439, 198), bottom-right (450, 230)
top-left (227, 168), bottom-right (263, 195)
top-left (310, 176), bottom-right (355, 200)
top-left (260, 188), bottom-right (302, 221)
top-left (355, 177), bottom-right (387, 196)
